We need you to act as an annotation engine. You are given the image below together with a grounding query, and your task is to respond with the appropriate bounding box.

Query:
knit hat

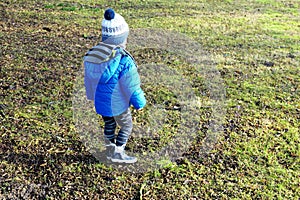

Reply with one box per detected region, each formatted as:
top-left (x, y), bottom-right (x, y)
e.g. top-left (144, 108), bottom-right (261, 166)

top-left (101, 8), bottom-right (129, 45)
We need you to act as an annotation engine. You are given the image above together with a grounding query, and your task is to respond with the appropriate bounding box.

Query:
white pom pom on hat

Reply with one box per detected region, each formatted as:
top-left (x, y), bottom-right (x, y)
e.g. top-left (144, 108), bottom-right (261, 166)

top-left (101, 8), bottom-right (129, 45)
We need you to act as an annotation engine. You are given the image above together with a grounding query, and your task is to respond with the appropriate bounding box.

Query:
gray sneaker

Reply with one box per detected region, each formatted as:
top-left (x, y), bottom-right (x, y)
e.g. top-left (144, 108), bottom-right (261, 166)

top-left (111, 145), bottom-right (137, 164)
top-left (105, 140), bottom-right (116, 160)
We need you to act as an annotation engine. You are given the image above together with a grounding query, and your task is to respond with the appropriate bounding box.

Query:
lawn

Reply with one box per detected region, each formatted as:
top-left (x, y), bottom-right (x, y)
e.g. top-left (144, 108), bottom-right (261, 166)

top-left (0, 0), bottom-right (299, 199)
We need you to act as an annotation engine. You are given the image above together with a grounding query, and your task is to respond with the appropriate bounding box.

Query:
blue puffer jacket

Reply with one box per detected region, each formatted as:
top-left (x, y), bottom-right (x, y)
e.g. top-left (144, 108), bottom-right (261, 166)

top-left (83, 42), bottom-right (146, 117)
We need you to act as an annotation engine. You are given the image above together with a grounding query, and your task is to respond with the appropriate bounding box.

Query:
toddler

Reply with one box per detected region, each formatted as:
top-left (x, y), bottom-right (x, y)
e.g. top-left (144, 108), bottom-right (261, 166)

top-left (83, 8), bottom-right (146, 164)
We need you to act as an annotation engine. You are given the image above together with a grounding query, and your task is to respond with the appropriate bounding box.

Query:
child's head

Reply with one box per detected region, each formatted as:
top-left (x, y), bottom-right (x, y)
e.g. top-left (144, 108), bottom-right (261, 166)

top-left (101, 8), bottom-right (129, 48)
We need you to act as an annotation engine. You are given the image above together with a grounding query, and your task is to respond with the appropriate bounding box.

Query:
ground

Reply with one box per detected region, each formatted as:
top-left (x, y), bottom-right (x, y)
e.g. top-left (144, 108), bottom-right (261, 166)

top-left (0, 0), bottom-right (299, 199)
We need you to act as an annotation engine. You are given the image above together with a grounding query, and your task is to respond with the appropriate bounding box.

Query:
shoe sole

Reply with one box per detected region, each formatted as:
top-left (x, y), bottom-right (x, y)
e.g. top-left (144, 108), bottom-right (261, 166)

top-left (111, 158), bottom-right (137, 164)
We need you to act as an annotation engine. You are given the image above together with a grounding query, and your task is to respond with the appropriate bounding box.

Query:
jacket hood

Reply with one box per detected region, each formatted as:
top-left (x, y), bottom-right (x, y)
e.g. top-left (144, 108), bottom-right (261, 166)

top-left (84, 42), bottom-right (119, 64)
top-left (84, 42), bottom-right (124, 83)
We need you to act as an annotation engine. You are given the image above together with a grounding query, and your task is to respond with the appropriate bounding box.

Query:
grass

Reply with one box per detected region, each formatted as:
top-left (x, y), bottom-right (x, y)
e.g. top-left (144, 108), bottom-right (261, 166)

top-left (1, 0), bottom-right (299, 199)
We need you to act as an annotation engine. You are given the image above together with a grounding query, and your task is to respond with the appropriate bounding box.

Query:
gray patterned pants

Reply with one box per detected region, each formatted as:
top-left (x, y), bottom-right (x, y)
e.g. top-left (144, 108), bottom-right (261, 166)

top-left (101, 109), bottom-right (133, 147)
